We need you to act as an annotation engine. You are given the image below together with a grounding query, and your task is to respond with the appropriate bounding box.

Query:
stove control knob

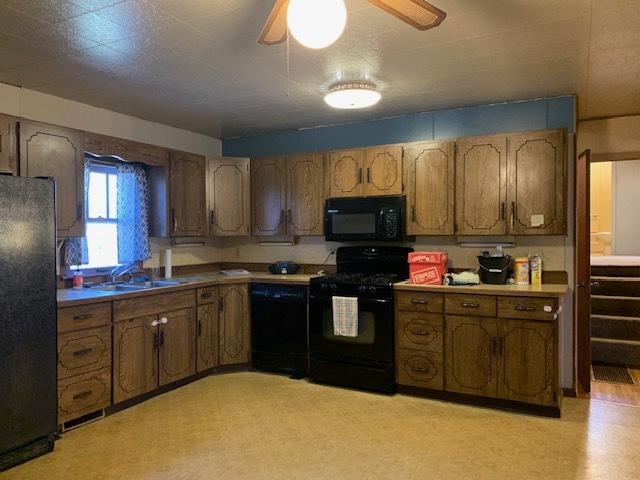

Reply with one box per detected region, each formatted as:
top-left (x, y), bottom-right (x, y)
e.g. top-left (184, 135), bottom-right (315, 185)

top-left (330, 283), bottom-right (338, 292)
top-left (358, 285), bottom-right (367, 294)
top-left (368, 286), bottom-right (377, 294)
top-left (320, 282), bottom-right (329, 292)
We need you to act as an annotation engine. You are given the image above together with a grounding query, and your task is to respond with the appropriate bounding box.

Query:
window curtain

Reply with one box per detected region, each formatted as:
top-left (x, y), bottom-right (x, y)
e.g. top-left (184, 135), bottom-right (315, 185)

top-left (116, 162), bottom-right (151, 264)
top-left (64, 157), bottom-right (90, 266)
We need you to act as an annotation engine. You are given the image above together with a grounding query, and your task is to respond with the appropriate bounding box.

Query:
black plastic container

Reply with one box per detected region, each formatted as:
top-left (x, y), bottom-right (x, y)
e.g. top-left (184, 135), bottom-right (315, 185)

top-left (477, 255), bottom-right (512, 284)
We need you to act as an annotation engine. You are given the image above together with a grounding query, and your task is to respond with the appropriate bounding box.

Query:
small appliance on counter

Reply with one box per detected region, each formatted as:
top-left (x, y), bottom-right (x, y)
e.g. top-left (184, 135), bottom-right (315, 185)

top-left (268, 261), bottom-right (300, 275)
top-left (478, 248), bottom-right (512, 284)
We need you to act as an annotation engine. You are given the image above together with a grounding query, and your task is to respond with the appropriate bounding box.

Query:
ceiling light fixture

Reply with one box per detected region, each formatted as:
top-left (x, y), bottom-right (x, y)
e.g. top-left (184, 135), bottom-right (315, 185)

top-left (287, 0), bottom-right (347, 49)
top-left (324, 81), bottom-right (382, 109)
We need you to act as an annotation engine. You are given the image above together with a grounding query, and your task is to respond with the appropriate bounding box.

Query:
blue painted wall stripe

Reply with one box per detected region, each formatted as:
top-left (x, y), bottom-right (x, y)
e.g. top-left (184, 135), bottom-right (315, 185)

top-left (222, 96), bottom-right (575, 157)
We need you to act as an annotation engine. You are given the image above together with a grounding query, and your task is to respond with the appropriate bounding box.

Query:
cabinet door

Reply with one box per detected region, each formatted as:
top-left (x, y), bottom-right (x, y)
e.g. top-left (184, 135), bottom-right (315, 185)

top-left (0, 115), bottom-right (17, 174)
top-left (251, 156), bottom-right (287, 236)
top-left (445, 315), bottom-right (498, 398)
top-left (219, 284), bottom-right (250, 365)
top-left (113, 315), bottom-right (158, 403)
top-left (328, 149), bottom-right (364, 198)
top-left (170, 151), bottom-right (207, 237)
top-left (404, 141), bottom-right (454, 235)
top-left (19, 121), bottom-right (84, 237)
top-left (159, 308), bottom-right (196, 386)
top-left (197, 295), bottom-right (220, 372)
top-left (498, 318), bottom-right (556, 406)
top-left (364, 146), bottom-right (402, 196)
top-left (286, 153), bottom-right (324, 235)
top-left (455, 135), bottom-right (507, 235)
top-left (208, 157), bottom-right (250, 236)
top-left (507, 129), bottom-right (565, 234)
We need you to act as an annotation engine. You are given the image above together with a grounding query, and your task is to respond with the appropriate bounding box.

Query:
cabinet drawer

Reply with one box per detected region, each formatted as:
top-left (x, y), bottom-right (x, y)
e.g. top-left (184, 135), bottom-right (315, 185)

top-left (58, 302), bottom-right (111, 333)
top-left (445, 294), bottom-right (496, 317)
top-left (58, 326), bottom-right (111, 380)
top-left (396, 291), bottom-right (443, 313)
top-left (397, 311), bottom-right (443, 352)
top-left (113, 289), bottom-right (195, 322)
top-left (397, 349), bottom-right (444, 390)
top-left (498, 297), bottom-right (558, 321)
top-left (197, 286), bottom-right (218, 306)
top-left (58, 368), bottom-right (111, 424)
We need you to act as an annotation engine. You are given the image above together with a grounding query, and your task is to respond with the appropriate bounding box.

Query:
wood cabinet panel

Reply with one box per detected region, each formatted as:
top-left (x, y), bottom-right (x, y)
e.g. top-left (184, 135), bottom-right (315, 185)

top-left (364, 146), bottom-right (402, 196)
top-left (445, 315), bottom-right (499, 398)
top-left (197, 302), bottom-right (219, 372)
top-left (159, 308), bottom-right (196, 386)
top-left (498, 318), bottom-right (556, 406)
top-left (397, 348), bottom-right (444, 390)
top-left (58, 368), bottom-right (111, 424)
top-left (286, 154), bottom-right (324, 235)
top-left (396, 311), bottom-right (443, 352)
top-left (208, 157), bottom-right (250, 236)
top-left (0, 115), bottom-right (17, 174)
top-left (219, 284), bottom-right (250, 365)
top-left (170, 151), bottom-right (207, 237)
top-left (507, 129), bottom-right (565, 234)
top-left (84, 132), bottom-right (169, 166)
top-left (404, 141), bottom-right (454, 235)
top-left (197, 286), bottom-right (218, 306)
top-left (497, 297), bottom-right (558, 322)
top-left (445, 294), bottom-right (496, 317)
top-left (58, 302), bottom-right (111, 333)
top-left (113, 315), bottom-right (158, 403)
top-left (455, 135), bottom-right (507, 235)
top-left (328, 149), bottom-right (364, 198)
top-left (396, 291), bottom-right (444, 313)
top-left (58, 326), bottom-right (111, 380)
top-left (251, 156), bottom-right (287, 235)
top-left (19, 121), bottom-right (84, 237)
top-left (113, 290), bottom-right (195, 322)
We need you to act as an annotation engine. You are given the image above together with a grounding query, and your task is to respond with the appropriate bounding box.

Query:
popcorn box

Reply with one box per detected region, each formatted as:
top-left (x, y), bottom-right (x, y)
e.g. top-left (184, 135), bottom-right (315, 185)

top-left (408, 252), bottom-right (448, 285)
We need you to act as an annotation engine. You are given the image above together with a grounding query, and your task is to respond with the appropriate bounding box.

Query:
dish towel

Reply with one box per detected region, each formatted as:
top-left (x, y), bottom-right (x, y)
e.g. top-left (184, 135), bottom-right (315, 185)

top-left (332, 296), bottom-right (359, 337)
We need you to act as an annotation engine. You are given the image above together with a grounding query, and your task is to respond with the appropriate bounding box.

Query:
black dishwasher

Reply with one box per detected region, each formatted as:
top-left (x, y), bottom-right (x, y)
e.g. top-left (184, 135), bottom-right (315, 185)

top-left (251, 284), bottom-right (308, 378)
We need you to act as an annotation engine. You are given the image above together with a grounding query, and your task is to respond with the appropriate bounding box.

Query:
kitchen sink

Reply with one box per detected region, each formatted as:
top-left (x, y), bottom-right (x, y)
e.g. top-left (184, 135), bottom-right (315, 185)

top-left (88, 284), bottom-right (150, 292)
top-left (129, 280), bottom-right (183, 288)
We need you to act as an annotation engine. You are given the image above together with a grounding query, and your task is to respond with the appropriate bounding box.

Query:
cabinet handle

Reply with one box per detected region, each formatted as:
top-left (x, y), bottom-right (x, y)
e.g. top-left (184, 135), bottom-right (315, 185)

top-left (197, 320), bottom-right (202, 337)
top-left (219, 298), bottom-right (224, 312)
top-left (500, 202), bottom-right (505, 220)
top-left (287, 209), bottom-right (292, 225)
top-left (153, 333), bottom-right (159, 350)
top-left (491, 337), bottom-right (497, 355)
top-left (280, 209), bottom-right (285, 226)
top-left (498, 337), bottom-right (503, 355)
top-left (358, 168), bottom-right (363, 184)
top-left (411, 366), bottom-right (428, 373)
top-left (172, 208), bottom-right (178, 233)
top-left (160, 317), bottom-right (168, 324)
top-left (160, 331), bottom-right (165, 347)
top-left (411, 299), bottom-right (428, 305)
top-left (210, 210), bottom-right (215, 225)
top-left (367, 167), bottom-right (371, 183)
top-left (515, 306), bottom-right (536, 312)
top-left (73, 390), bottom-right (92, 400)
top-left (72, 348), bottom-right (93, 357)
top-left (411, 206), bottom-right (416, 223)
top-left (73, 314), bottom-right (92, 320)
top-left (151, 320), bottom-right (159, 327)
top-left (461, 302), bottom-right (480, 308)
top-left (410, 329), bottom-right (430, 336)
top-left (201, 292), bottom-right (212, 299)
top-left (511, 201), bottom-right (516, 229)
top-left (77, 202), bottom-right (83, 221)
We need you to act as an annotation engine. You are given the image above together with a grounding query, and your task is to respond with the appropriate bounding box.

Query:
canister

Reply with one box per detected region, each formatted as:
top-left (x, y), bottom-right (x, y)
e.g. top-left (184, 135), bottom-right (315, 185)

top-left (514, 257), bottom-right (530, 285)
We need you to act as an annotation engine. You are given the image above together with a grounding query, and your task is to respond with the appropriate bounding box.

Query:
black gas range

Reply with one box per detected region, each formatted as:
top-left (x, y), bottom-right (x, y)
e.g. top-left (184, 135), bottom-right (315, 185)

top-left (308, 246), bottom-right (413, 393)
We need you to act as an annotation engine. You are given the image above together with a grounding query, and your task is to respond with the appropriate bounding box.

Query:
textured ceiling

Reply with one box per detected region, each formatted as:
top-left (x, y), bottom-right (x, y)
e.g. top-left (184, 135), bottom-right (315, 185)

top-left (0, 0), bottom-right (639, 138)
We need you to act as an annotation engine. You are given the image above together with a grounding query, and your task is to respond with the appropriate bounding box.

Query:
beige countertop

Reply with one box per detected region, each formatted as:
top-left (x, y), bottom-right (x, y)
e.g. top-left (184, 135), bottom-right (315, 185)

top-left (393, 281), bottom-right (568, 297)
top-left (57, 272), bottom-right (320, 307)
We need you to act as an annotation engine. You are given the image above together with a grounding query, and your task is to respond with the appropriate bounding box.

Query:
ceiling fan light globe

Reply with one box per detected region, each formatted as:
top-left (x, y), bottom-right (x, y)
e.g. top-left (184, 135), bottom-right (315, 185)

top-left (324, 82), bottom-right (382, 109)
top-left (287, 0), bottom-right (347, 49)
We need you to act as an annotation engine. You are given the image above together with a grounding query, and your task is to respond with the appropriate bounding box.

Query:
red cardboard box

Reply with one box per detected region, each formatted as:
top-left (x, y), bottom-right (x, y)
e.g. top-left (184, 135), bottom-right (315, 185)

top-left (408, 252), bottom-right (448, 285)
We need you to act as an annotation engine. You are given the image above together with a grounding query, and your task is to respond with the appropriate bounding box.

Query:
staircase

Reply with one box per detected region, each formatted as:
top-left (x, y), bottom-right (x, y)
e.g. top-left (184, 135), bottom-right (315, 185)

top-left (591, 265), bottom-right (640, 367)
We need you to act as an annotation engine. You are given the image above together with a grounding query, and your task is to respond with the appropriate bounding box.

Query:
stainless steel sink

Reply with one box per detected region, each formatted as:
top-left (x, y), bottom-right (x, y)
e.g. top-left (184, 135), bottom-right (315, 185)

top-left (129, 280), bottom-right (183, 288)
top-left (88, 284), bottom-right (150, 292)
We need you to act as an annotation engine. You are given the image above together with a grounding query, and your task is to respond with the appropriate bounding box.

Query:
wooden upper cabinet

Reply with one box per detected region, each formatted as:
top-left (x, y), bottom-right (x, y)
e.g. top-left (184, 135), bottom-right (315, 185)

top-left (208, 157), bottom-right (250, 236)
top-left (251, 156), bottom-right (287, 236)
top-left (404, 141), bottom-right (454, 235)
top-left (170, 151), bottom-right (207, 237)
top-left (287, 153), bottom-right (325, 236)
top-left (364, 146), bottom-right (403, 196)
top-left (455, 135), bottom-right (507, 236)
top-left (507, 129), bottom-right (566, 235)
top-left (328, 149), bottom-right (364, 198)
top-left (159, 308), bottom-right (196, 387)
top-left (219, 284), bottom-right (250, 366)
top-left (0, 115), bottom-right (17, 174)
top-left (19, 121), bottom-right (85, 238)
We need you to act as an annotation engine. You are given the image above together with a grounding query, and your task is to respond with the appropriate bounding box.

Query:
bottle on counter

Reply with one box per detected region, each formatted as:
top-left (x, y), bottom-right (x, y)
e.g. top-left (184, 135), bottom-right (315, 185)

top-left (514, 257), bottom-right (530, 285)
top-left (72, 270), bottom-right (84, 290)
top-left (531, 255), bottom-right (543, 287)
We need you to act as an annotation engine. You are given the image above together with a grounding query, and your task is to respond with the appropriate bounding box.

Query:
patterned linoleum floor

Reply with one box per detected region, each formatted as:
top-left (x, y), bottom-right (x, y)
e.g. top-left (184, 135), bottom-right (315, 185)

top-left (2, 371), bottom-right (640, 480)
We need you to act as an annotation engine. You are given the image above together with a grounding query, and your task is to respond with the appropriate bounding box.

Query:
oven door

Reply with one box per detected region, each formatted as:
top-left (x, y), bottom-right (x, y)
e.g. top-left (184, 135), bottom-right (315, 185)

top-left (308, 294), bottom-right (394, 363)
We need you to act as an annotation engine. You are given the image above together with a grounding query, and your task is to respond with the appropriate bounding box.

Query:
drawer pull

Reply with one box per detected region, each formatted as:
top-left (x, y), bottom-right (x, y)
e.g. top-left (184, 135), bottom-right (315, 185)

top-left (411, 366), bottom-right (428, 373)
top-left (461, 303), bottom-right (480, 308)
top-left (201, 293), bottom-right (212, 299)
top-left (72, 348), bottom-right (93, 357)
top-left (73, 390), bottom-right (92, 400)
top-left (410, 329), bottom-right (430, 336)
top-left (411, 299), bottom-right (429, 305)
top-left (73, 314), bottom-right (92, 320)
top-left (515, 306), bottom-right (536, 312)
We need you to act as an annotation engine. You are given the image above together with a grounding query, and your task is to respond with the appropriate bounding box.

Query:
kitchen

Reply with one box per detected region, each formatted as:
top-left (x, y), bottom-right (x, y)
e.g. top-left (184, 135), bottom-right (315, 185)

top-left (1, 1), bottom-right (640, 479)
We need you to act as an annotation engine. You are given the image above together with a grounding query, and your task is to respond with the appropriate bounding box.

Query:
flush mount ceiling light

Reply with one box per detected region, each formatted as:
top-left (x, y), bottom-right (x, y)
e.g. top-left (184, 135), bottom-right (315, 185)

top-left (324, 81), bottom-right (382, 109)
top-left (287, 0), bottom-right (347, 49)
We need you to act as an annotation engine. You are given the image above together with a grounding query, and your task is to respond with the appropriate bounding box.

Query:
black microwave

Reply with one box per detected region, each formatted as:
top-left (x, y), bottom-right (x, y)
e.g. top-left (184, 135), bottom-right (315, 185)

top-left (324, 195), bottom-right (406, 242)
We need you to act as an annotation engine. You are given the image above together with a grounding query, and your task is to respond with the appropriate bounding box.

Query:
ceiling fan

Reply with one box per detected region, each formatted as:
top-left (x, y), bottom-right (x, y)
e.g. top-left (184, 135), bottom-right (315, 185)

top-left (258, 0), bottom-right (447, 47)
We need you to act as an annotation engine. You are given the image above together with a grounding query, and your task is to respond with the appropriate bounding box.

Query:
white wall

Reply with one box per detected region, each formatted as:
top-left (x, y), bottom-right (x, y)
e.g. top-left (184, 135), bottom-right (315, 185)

top-left (612, 160), bottom-right (640, 255)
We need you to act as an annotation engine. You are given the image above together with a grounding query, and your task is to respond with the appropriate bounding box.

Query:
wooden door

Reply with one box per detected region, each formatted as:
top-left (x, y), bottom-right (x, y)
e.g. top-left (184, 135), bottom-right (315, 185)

top-left (576, 150), bottom-right (591, 394)
top-left (159, 308), bottom-right (196, 386)
top-left (197, 294), bottom-right (220, 372)
top-left (19, 121), bottom-right (84, 237)
top-left (498, 318), bottom-right (556, 405)
top-left (251, 156), bottom-right (287, 236)
top-left (170, 151), bottom-right (207, 237)
top-left (445, 316), bottom-right (499, 398)
top-left (0, 115), bottom-right (17, 174)
top-left (507, 129), bottom-right (566, 234)
top-left (286, 153), bottom-right (325, 235)
top-left (113, 315), bottom-right (158, 403)
top-left (404, 141), bottom-right (454, 235)
top-left (328, 149), bottom-right (364, 198)
top-left (208, 157), bottom-right (250, 236)
top-left (364, 146), bottom-right (403, 196)
top-left (219, 284), bottom-right (250, 365)
top-left (455, 135), bottom-right (507, 235)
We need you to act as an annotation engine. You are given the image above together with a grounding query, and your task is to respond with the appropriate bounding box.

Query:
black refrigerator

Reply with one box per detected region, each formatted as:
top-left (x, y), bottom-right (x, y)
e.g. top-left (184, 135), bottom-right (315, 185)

top-left (0, 175), bottom-right (58, 471)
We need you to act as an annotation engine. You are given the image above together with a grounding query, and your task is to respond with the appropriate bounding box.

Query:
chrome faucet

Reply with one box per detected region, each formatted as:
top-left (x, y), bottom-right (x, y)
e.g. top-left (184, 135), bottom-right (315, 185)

top-left (110, 264), bottom-right (138, 284)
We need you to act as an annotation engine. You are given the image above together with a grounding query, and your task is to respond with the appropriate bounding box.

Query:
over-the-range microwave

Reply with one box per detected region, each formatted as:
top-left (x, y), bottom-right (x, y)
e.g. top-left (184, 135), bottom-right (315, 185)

top-left (324, 195), bottom-right (407, 242)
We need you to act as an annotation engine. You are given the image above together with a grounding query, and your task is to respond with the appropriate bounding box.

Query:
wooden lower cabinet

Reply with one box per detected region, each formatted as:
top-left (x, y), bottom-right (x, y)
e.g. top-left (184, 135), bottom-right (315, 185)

top-left (197, 302), bottom-right (220, 372)
top-left (159, 308), bottom-right (196, 386)
top-left (219, 284), bottom-right (250, 365)
top-left (397, 349), bottom-right (444, 390)
top-left (58, 368), bottom-right (111, 424)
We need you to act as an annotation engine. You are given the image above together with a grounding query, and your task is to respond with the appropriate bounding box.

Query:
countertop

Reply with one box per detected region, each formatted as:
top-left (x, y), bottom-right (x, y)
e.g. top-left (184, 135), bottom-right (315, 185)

top-left (393, 281), bottom-right (568, 297)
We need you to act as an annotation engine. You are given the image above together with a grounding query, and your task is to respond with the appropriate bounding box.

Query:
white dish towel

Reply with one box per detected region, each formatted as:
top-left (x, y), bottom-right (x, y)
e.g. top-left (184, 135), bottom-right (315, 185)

top-left (332, 296), bottom-right (359, 337)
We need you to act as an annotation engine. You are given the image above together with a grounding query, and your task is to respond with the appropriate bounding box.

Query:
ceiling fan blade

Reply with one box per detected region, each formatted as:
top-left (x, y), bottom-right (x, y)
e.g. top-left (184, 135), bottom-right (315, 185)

top-left (368, 0), bottom-right (446, 30)
top-left (258, 0), bottom-right (289, 45)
